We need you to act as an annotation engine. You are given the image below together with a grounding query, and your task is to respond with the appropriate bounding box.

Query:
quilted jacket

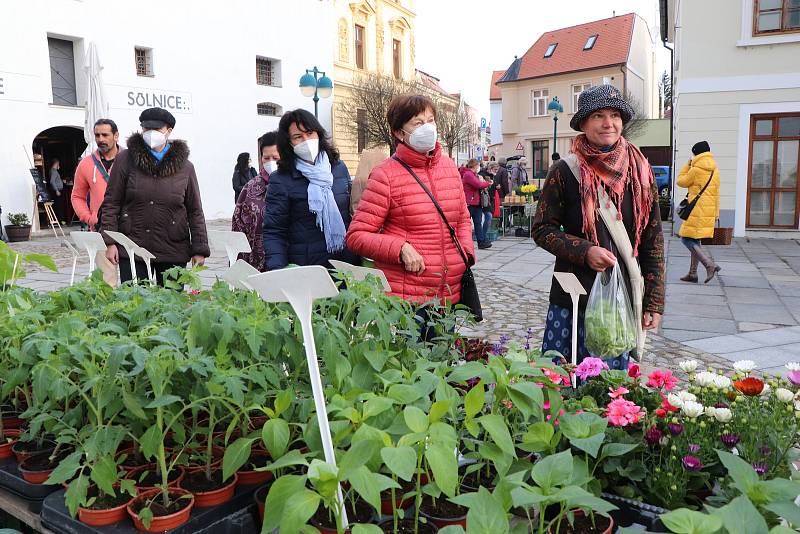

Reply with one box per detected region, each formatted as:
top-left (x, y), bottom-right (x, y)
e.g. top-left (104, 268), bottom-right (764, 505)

top-left (346, 142), bottom-right (475, 304)
top-left (677, 151), bottom-right (720, 240)
top-left (460, 167), bottom-right (490, 206)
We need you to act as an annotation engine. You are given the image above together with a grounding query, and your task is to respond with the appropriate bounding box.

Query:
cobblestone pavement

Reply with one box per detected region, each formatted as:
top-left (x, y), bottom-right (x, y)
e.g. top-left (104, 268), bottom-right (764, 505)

top-left (3, 220), bottom-right (781, 376)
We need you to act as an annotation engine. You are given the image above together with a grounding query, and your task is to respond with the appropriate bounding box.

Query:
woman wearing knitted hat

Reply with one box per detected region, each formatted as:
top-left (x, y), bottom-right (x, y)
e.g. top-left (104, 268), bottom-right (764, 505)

top-left (532, 84), bottom-right (665, 369)
top-left (677, 141), bottom-right (721, 283)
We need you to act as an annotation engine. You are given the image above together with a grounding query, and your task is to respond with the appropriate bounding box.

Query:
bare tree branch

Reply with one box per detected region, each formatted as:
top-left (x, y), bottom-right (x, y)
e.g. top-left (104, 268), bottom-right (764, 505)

top-left (622, 90), bottom-right (649, 140)
top-left (435, 98), bottom-right (471, 159)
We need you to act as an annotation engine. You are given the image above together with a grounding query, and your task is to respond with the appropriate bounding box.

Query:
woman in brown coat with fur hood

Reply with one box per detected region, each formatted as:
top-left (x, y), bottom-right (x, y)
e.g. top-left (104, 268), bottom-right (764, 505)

top-left (103, 107), bottom-right (210, 285)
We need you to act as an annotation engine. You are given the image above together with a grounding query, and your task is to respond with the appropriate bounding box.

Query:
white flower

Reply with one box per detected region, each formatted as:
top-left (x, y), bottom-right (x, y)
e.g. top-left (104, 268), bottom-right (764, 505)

top-left (713, 375), bottom-right (732, 389)
top-left (786, 362), bottom-right (800, 372)
top-left (713, 408), bottom-right (733, 423)
top-left (733, 360), bottom-right (756, 373)
top-left (761, 383), bottom-right (771, 396)
top-left (667, 391), bottom-right (696, 408)
top-left (695, 371), bottom-right (717, 387)
top-left (679, 359), bottom-right (699, 373)
top-left (776, 388), bottom-right (794, 403)
top-left (682, 401), bottom-right (705, 418)
top-left (704, 405), bottom-right (717, 418)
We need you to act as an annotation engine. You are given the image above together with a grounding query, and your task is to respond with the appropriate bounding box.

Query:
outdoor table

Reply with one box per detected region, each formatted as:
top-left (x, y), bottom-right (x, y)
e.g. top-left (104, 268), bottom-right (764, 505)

top-left (500, 202), bottom-right (537, 238)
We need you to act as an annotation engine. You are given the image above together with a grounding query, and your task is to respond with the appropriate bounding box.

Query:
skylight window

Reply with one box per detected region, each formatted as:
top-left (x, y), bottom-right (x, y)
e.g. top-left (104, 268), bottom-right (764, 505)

top-left (584, 34), bottom-right (598, 50)
top-left (544, 43), bottom-right (557, 58)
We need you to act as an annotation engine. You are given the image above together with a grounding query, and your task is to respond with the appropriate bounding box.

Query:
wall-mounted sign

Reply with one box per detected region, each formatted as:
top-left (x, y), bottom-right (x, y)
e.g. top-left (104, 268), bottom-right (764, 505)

top-left (108, 84), bottom-right (193, 114)
top-left (515, 142), bottom-right (524, 151)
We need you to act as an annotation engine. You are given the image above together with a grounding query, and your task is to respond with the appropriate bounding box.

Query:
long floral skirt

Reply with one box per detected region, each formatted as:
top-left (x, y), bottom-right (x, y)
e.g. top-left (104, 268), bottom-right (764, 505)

top-left (541, 303), bottom-right (629, 370)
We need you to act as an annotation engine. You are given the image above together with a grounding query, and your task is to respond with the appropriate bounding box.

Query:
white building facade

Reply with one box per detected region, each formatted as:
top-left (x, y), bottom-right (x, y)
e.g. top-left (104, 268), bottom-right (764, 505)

top-left (0, 0), bottom-right (335, 228)
top-left (662, 0), bottom-right (800, 236)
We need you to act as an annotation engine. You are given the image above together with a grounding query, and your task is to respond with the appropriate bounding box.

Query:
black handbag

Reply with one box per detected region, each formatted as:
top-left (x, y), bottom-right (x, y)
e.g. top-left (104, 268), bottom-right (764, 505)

top-left (678, 170), bottom-right (714, 221)
top-left (392, 156), bottom-right (483, 322)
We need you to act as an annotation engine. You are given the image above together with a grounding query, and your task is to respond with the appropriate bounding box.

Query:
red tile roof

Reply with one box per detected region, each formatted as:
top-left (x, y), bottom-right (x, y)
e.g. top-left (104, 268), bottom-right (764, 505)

top-left (499, 13), bottom-right (635, 83)
top-left (489, 70), bottom-right (504, 100)
top-left (416, 69), bottom-right (453, 98)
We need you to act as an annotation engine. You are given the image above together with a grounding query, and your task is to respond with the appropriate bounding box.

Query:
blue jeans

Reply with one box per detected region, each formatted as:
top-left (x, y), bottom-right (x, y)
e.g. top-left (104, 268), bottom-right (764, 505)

top-left (681, 236), bottom-right (701, 252)
top-left (468, 205), bottom-right (485, 242)
top-left (481, 209), bottom-right (493, 240)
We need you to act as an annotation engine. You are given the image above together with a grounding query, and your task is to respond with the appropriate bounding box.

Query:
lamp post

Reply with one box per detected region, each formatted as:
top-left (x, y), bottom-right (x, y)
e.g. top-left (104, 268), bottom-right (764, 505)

top-left (299, 66), bottom-right (333, 118)
top-left (547, 96), bottom-right (563, 162)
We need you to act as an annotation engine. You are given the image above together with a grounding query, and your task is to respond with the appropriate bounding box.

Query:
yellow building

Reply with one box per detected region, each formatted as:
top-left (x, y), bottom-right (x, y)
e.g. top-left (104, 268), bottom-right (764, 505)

top-left (332, 0), bottom-right (417, 174)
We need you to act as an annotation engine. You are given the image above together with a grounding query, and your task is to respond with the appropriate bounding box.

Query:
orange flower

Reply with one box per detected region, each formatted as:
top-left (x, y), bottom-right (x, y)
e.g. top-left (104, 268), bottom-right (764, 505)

top-left (734, 377), bottom-right (764, 396)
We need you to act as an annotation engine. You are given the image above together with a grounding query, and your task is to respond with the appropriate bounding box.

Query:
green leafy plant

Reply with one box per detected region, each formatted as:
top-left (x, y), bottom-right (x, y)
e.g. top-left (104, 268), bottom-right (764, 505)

top-left (6, 212), bottom-right (30, 226)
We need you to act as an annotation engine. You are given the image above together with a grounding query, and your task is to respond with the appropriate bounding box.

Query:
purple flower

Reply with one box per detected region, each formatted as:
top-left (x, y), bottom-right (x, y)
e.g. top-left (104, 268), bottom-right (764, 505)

top-left (788, 370), bottom-right (800, 386)
top-left (713, 402), bottom-right (729, 409)
top-left (524, 328), bottom-right (533, 351)
top-left (682, 455), bottom-right (703, 471)
top-left (688, 443), bottom-right (701, 453)
top-left (752, 463), bottom-right (769, 476)
top-left (667, 423), bottom-right (684, 436)
top-left (721, 433), bottom-right (741, 448)
top-left (491, 335), bottom-right (510, 355)
top-left (645, 427), bottom-right (664, 446)
top-left (759, 445), bottom-right (771, 456)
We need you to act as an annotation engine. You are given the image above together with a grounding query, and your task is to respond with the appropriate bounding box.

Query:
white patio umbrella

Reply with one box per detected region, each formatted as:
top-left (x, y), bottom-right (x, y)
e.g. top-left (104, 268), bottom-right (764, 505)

top-left (82, 42), bottom-right (109, 158)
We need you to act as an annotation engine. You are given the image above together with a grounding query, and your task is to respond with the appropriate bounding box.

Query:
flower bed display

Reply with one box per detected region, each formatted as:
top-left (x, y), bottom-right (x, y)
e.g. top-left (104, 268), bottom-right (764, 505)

top-left (0, 268), bottom-right (798, 533)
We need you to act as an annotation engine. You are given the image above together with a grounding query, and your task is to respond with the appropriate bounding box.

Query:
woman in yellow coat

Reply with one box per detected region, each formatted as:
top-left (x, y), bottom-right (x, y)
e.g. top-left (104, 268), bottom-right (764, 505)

top-left (678, 141), bottom-right (721, 283)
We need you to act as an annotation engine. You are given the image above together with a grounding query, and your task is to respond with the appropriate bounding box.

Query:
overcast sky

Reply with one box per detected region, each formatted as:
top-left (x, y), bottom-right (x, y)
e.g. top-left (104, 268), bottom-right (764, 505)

top-left (413, 0), bottom-right (669, 119)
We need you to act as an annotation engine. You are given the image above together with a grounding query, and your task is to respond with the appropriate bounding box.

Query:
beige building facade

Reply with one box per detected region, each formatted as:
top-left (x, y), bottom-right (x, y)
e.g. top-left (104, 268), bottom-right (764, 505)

top-left (331, 0), bottom-right (416, 174)
top-left (495, 13), bottom-right (658, 183)
top-left (662, 0), bottom-right (800, 236)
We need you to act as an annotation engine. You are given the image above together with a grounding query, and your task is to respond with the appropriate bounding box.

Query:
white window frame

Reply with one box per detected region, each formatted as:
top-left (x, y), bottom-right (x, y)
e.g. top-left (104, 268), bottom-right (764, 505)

top-left (530, 89), bottom-right (549, 117)
top-left (135, 47), bottom-right (153, 77)
top-left (572, 83), bottom-right (591, 113)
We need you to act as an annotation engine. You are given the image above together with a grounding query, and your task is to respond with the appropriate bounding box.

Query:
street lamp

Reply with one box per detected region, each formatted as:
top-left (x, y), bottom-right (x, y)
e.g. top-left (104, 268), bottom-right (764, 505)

top-left (547, 96), bottom-right (563, 162)
top-left (299, 66), bottom-right (333, 118)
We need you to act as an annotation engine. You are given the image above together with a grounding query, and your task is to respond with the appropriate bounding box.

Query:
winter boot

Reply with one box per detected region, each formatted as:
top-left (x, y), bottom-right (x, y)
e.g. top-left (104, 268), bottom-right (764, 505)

top-left (680, 251), bottom-right (699, 283)
top-left (694, 246), bottom-right (721, 283)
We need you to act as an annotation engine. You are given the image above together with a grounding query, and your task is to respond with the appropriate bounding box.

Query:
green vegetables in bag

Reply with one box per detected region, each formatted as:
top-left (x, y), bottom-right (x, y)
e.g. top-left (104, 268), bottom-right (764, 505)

top-left (584, 264), bottom-right (637, 358)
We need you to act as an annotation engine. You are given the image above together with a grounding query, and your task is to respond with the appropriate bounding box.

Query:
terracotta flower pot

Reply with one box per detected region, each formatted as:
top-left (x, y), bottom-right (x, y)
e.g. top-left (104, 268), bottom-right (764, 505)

top-left (180, 470), bottom-right (238, 508)
top-left (419, 496), bottom-right (467, 529)
top-left (12, 438), bottom-right (56, 464)
top-left (0, 429), bottom-right (21, 460)
top-left (548, 510), bottom-right (614, 534)
top-left (18, 452), bottom-right (59, 484)
top-left (127, 488), bottom-right (194, 533)
top-left (126, 465), bottom-right (185, 491)
top-left (237, 450), bottom-right (273, 486)
top-left (78, 493), bottom-right (136, 527)
top-left (176, 445), bottom-right (225, 473)
top-left (1, 413), bottom-right (24, 430)
top-left (115, 447), bottom-right (156, 473)
top-left (254, 484), bottom-right (269, 523)
top-left (248, 415), bottom-right (269, 430)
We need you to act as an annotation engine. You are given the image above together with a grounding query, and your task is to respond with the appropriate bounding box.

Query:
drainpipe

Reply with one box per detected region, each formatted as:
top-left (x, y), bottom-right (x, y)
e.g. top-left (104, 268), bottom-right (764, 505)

top-left (663, 39), bottom-right (675, 235)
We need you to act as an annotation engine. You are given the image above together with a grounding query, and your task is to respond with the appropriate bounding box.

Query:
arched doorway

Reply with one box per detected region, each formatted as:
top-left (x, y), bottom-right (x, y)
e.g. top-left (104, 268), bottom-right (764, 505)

top-left (31, 126), bottom-right (87, 227)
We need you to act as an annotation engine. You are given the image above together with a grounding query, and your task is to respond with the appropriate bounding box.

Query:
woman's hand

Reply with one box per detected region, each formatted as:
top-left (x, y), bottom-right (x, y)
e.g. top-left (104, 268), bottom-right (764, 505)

top-left (643, 312), bottom-right (662, 330)
top-left (585, 246), bottom-right (616, 272)
top-left (400, 242), bottom-right (425, 274)
top-left (105, 245), bottom-right (118, 265)
top-left (191, 255), bottom-right (205, 267)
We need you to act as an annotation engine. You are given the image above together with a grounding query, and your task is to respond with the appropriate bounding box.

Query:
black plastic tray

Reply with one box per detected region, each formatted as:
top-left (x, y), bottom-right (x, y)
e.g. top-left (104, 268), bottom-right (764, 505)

top-left (41, 484), bottom-right (260, 534)
top-left (602, 492), bottom-right (667, 531)
top-left (0, 457), bottom-right (60, 500)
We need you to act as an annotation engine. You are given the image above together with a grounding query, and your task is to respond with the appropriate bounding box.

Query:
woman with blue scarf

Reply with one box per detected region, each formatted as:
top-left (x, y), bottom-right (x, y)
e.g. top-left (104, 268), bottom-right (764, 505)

top-left (262, 109), bottom-right (358, 271)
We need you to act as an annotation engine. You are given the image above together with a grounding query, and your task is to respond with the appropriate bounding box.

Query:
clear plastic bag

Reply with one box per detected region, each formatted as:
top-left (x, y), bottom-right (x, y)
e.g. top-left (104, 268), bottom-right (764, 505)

top-left (584, 262), bottom-right (637, 358)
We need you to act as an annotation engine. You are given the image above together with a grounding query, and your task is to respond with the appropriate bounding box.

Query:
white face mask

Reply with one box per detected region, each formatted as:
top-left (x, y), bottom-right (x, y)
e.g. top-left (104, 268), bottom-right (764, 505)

top-left (263, 160), bottom-right (278, 174)
top-left (293, 138), bottom-right (319, 163)
top-left (143, 129), bottom-right (167, 150)
top-left (405, 123), bottom-right (437, 154)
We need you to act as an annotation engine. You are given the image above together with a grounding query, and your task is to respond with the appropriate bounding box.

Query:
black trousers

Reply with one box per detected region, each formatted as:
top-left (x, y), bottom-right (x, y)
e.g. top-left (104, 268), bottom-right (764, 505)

top-left (119, 258), bottom-right (184, 287)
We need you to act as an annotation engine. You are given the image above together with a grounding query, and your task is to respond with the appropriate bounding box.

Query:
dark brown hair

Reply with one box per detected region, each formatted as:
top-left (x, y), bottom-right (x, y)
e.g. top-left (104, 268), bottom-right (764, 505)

top-left (386, 94), bottom-right (437, 144)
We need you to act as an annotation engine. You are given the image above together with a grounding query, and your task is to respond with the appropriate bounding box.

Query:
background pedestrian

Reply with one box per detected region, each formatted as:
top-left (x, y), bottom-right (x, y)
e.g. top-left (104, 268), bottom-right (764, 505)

top-left (232, 152), bottom-right (257, 202)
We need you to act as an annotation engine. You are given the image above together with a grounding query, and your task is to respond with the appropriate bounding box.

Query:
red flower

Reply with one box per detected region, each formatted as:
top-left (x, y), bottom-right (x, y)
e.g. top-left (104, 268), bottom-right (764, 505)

top-left (646, 370), bottom-right (678, 391)
top-left (734, 377), bottom-right (764, 396)
top-left (655, 408), bottom-right (667, 418)
top-left (628, 362), bottom-right (641, 379)
top-left (660, 393), bottom-right (679, 413)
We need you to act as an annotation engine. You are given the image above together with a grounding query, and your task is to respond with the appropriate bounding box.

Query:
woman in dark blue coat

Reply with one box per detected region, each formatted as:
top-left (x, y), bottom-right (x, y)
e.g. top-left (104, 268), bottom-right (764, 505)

top-left (263, 109), bottom-right (358, 270)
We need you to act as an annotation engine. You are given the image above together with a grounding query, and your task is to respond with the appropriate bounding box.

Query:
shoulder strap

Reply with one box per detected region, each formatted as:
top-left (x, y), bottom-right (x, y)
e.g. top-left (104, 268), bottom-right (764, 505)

top-left (693, 169), bottom-right (715, 200)
top-left (90, 153), bottom-right (111, 182)
top-left (392, 156), bottom-right (470, 268)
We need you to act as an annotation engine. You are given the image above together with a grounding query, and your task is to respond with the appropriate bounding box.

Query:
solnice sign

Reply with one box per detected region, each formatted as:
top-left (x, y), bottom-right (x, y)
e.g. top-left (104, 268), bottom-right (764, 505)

top-left (108, 84), bottom-right (193, 114)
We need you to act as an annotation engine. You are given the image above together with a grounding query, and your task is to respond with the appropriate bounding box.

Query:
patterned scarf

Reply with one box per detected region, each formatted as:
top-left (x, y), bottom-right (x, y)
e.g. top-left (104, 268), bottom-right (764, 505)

top-left (295, 151), bottom-right (346, 254)
top-left (571, 134), bottom-right (653, 256)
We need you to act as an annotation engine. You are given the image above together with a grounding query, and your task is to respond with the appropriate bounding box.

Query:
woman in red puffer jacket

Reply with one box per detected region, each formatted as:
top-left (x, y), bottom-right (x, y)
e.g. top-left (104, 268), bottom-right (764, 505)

top-left (460, 159), bottom-right (492, 249)
top-left (346, 94), bottom-right (474, 308)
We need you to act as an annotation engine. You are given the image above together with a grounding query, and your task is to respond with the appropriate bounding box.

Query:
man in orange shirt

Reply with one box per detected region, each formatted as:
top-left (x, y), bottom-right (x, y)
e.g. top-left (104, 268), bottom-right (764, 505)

top-left (72, 119), bottom-right (119, 285)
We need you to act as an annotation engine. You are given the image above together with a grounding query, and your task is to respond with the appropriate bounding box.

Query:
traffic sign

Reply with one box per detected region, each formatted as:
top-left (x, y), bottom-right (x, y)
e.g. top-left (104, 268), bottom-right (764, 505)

top-left (515, 142), bottom-right (524, 151)
top-left (480, 117), bottom-right (487, 129)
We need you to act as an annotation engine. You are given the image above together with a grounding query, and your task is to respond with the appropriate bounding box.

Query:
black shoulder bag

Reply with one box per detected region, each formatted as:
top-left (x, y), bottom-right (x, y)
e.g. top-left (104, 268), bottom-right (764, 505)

top-left (677, 170), bottom-right (714, 221)
top-left (392, 156), bottom-right (483, 322)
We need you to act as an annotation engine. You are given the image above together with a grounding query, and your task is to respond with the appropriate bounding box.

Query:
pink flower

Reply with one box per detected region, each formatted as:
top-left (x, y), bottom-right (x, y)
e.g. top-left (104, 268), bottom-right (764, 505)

top-left (608, 386), bottom-right (629, 399)
top-left (189, 289), bottom-right (200, 296)
top-left (788, 370), bottom-right (800, 386)
top-left (543, 401), bottom-right (551, 411)
top-left (575, 357), bottom-right (609, 381)
top-left (646, 370), bottom-right (678, 391)
top-left (606, 398), bottom-right (645, 427)
top-left (542, 368), bottom-right (569, 385)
